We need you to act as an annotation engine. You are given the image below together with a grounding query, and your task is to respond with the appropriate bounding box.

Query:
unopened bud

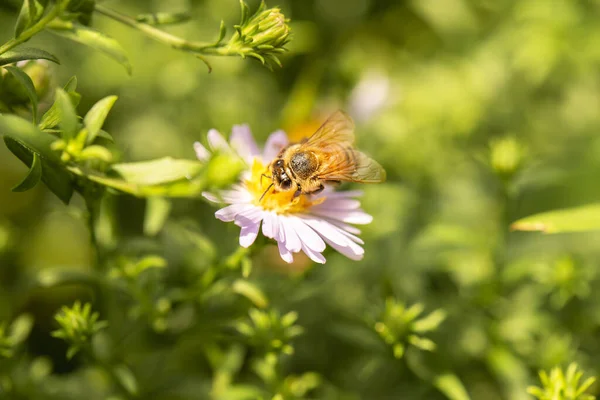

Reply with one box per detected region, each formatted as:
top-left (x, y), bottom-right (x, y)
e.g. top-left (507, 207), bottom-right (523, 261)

top-left (227, 1), bottom-right (291, 68)
top-left (490, 136), bottom-right (525, 178)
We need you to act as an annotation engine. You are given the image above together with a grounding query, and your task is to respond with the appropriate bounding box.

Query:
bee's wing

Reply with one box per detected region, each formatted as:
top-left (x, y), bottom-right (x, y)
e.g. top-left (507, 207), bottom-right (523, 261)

top-left (317, 148), bottom-right (386, 183)
top-left (301, 110), bottom-right (385, 183)
top-left (301, 110), bottom-right (356, 148)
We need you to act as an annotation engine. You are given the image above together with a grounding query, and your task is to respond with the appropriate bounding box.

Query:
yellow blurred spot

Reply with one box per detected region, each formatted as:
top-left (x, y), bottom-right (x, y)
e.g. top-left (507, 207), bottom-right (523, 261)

top-left (284, 119), bottom-right (323, 143)
top-left (510, 222), bottom-right (549, 233)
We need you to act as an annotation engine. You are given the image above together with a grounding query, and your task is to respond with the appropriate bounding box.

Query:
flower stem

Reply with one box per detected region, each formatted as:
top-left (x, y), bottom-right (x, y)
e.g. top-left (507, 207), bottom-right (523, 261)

top-left (93, 4), bottom-right (231, 55)
top-left (0, 3), bottom-right (64, 56)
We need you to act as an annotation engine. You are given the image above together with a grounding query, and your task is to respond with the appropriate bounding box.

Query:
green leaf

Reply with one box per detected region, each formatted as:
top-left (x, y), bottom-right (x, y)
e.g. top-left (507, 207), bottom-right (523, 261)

top-left (83, 95), bottom-right (117, 144)
top-left (144, 197), bottom-right (171, 236)
top-left (433, 374), bottom-right (471, 400)
top-left (135, 255), bottom-right (167, 273)
top-left (204, 153), bottom-right (245, 189)
top-left (47, 20), bottom-right (132, 75)
top-left (39, 77), bottom-right (81, 131)
top-left (66, 0), bottom-right (95, 25)
top-left (54, 153), bottom-right (235, 198)
top-left (63, 76), bottom-right (78, 92)
top-left (0, 115), bottom-right (74, 203)
top-left (9, 314), bottom-right (34, 345)
top-left (14, 0), bottom-right (45, 38)
top-left (78, 145), bottom-right (113, 162)
top-left (66, 164), bottom-right (199, 198)
top-left (55, 88), bottom-right (78, 140)
top-left (412, 309), bottom-right (447, 333)
top-left (214, 385), bottom-right (265, 400)
top-left (35, 268), bottom-right (100, 289)
top-left (66, 345), bottom-right (79, 360)
top-left (93, 194), bottom-right (117, 250)
top-left (232, 280), bottom-right (268, 308)
top-left (40, 94), bottom-right (81, 131)
top-left (4, 137), bottom-right (74, 204)
top-left (96, 129), bottom-right (114, 142)
top-left (111, 157), bottom-right (204, 186)
top-left (12, 152), bottom-right (42, 192)
top-left (511, 203), bottom-right (600, 233)
top-left (4, 65), bottom-right (39, 123)
top-left (113, 365), bottom-right (139, 396)
top-left (0, 114), bottom-right (59, 163)
top-left (0, 47), bottom-right (60, 67)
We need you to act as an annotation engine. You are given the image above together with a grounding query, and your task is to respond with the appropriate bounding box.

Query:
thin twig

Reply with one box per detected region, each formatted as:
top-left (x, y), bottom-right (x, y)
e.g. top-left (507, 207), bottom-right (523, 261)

top-left (94, 4), bottom-right (228, 55)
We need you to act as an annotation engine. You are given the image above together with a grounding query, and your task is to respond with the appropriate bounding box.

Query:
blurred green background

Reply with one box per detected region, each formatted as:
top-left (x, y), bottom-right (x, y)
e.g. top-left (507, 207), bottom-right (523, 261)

top-left (3, 0), bottom-right (600, 399)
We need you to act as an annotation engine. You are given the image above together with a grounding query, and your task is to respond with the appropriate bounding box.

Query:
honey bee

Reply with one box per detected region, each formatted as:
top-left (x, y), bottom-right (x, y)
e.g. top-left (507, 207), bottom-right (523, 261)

top-left (261, 110), bottom-right (386, 199)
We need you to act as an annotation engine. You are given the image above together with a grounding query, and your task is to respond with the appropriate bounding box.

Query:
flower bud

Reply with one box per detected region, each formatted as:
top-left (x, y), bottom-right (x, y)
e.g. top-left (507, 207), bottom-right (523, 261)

top-left (227, 1), bottom-right (291, 68)
top-left (490, 136), bottom-right (525, 179)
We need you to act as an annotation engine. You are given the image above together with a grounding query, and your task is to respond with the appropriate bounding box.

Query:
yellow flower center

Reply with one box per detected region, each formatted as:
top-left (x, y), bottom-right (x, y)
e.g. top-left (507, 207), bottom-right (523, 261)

top-left (245, 159), bottom-right (324, 214)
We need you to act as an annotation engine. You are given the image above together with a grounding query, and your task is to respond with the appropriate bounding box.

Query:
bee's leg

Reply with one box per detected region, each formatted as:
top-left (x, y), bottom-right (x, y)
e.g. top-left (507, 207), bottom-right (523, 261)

top-left (312, 185), bottom-right (325, 195)
top-left (304, 185), bottom-right (324, 196)
top-left (293, 184), bottom-right (303, 198)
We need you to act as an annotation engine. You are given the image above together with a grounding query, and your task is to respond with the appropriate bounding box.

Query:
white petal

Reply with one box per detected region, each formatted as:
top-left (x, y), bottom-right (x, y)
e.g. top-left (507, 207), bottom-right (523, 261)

top-left (271, 214), bottom-right (281, 242)
top-left (288, 216), bottom-right (326, 252)
top-left (278, 240), bottom-right (294, 263)
top-left (324, 238), bottom-right (364, 260)
top-left (311, 209), bottom-right (373, 225)
top-left (312, 198), bottom-right (361, 211)
top-left (202, 191), bottom-right (220, 203)
top-left (235, 207), bottom-right (265, 226)
top-left (301, 242), bottom-right (326, 264)
top-left (301, 217), bottom-right (365, 260)
top-left (239, 220), bottom-right (261, 248)
top-left (193, 141), bottom-right (210, 161)
top-left (337, 228), bottom-right (365, 245)
top-left (276, 217), bottom-right (286, 242)
top-left (280, 215), bottom-right (301, 252)
top-left (262, 211), bottom-right (276, 239)
top-left (304, 216), bottom-right (364, 244)
top-left (323, 218), bottom-right (362, 235)
top-left (316, 190), bottom-right (363, 200)
top-left (215, 204), bottom-right (253, 222)
top-left (301, 217), bottom-right (352, 247)
top-left (231, 124), bottom-right (260, 162)
top-left (202, 189), bottom-right (252, 204)
top-left (262, 130), bottom-right (289, 162)
top-left (207, 129), bottom-right (232, 152)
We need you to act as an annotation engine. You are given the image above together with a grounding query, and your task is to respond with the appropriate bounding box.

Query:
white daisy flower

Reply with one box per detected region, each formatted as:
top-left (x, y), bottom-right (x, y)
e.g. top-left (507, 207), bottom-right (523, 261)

top-left (196, 125), bottom-right (373, 264)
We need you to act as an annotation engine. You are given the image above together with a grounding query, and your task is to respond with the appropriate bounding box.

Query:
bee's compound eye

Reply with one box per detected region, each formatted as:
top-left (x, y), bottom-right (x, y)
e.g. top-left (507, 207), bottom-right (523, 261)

top-left (281, 179), bottom-right (292, 190)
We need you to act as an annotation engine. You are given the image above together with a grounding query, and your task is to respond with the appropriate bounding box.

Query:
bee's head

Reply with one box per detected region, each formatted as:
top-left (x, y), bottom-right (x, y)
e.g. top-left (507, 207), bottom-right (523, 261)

top-left (270, 158), bottom-right (294, 192)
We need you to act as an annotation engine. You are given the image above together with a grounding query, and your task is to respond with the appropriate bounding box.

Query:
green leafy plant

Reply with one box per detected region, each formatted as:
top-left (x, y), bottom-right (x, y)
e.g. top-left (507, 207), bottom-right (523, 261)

top-left (0, 315), bottom-right (34, 359)
top-left (372, 298), bottom-right (446, 359)
top-left (3, 0), bottom-right (600, 399)
top-left (0, 0), bottom-right (291, 74)
top-left (528, 363), bottom-right (596, 400)
top-left (51, 301), bottom-right (107, 359)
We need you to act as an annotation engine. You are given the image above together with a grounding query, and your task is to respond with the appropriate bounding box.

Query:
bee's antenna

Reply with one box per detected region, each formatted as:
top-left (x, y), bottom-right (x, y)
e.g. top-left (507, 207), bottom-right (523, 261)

top-left (259, 183), bottom-right (274, 202)
top-left (260, 173), bottom-right (272, 187)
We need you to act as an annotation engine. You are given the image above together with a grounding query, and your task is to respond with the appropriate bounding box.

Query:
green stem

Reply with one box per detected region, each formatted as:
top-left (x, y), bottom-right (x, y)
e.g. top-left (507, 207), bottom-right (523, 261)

top-left (93, 4), bottom-right (231, 55)
top-left (0, 3), bottom-right (64, 55)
